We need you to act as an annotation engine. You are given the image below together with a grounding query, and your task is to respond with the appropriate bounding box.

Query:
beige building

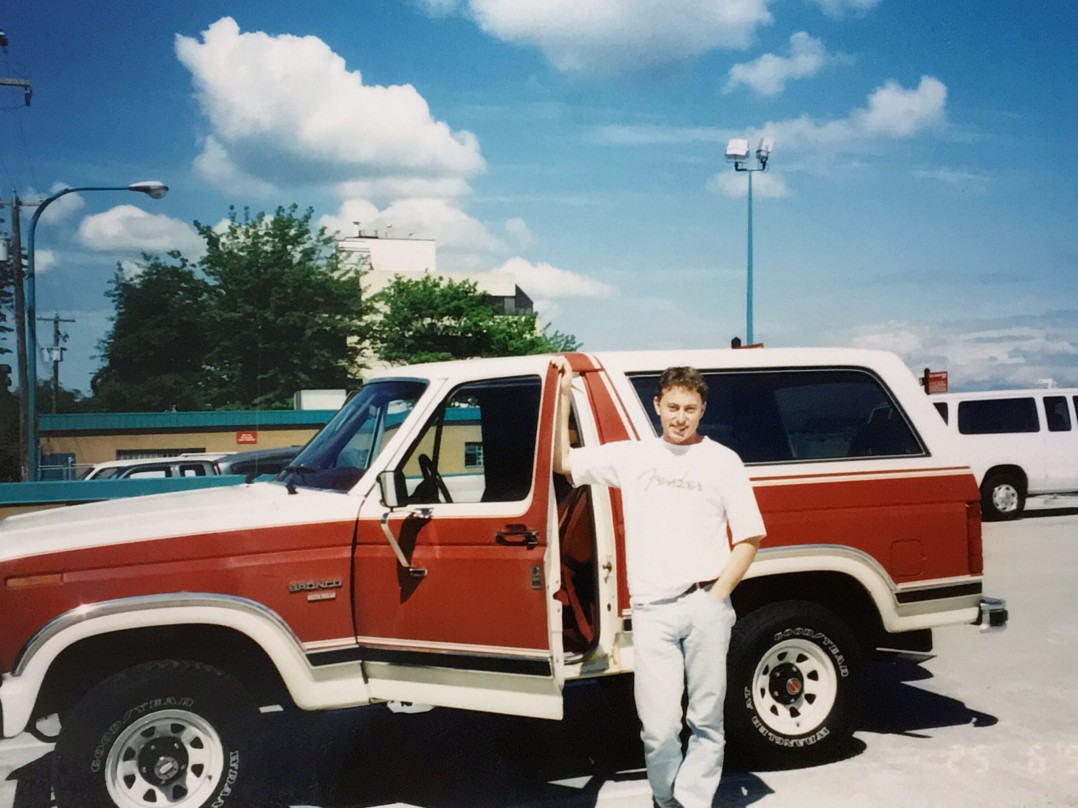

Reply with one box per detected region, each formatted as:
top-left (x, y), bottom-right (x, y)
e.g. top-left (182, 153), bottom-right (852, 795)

top-left (337, 230), bottom-right (534, 316)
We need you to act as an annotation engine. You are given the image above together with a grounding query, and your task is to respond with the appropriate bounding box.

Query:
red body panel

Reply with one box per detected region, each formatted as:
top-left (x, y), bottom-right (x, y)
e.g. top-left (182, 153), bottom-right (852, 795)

top-left (753, 469), bottom-right (981, 582)
top-left (0, 521), bottom-right (356, 671)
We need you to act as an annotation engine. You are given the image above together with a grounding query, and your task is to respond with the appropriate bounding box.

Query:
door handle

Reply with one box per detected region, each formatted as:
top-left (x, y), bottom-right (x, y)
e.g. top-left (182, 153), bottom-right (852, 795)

top-left (496, 525), bottom-right (539, 548)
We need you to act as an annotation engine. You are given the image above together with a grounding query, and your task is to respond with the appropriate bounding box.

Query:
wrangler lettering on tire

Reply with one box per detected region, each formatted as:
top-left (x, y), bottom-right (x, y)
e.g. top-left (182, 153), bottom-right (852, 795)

top-left (725, 600), bottom-right (862, 761)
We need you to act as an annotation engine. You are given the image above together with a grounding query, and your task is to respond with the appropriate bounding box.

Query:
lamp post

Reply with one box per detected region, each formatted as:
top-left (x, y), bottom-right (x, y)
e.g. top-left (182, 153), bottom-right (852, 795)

top-left (23, 181), bottom-right (168, 479)
top-left (724, 138), bottom-right (772, 345)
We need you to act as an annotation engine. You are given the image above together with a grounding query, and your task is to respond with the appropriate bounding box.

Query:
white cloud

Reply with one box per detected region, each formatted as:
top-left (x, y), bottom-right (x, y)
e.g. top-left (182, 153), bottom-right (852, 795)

top-left (494, 256), bottom-right (616, 303)
top-left (34, 249), bottom-right (58, 275)
top-left (175, 17), bottom-right (485, 197)
top-left (468, 0), bottom-right (774, 73)
top-left (724, 32), bottom-right (832, 96)
top-left (414, 0), bottom-right (461, 15)
top-left (809, 0), bottom-right (880, 19)
top-left (602, 76), bottom-right (947, 174)
top-left (76, 206), bottom-right (205, 256)
top-left (708, 170), bottom-right (790, 199)
top-left (849, 319), bottom-right (1078, 390)
top-left (504, 217), bottom-right (535, 248)
top-left (914, 167), bottom-right (989, 191)
top-left (855, 76), bottom-right (947, 138)
top-left (24, 182), bottom-right (85, 225)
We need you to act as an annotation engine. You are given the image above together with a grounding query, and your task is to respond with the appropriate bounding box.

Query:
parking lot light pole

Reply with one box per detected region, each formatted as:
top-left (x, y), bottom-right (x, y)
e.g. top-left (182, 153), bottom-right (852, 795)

top-left (725, 138), bottom-right (772, 345)
top-left (24, 181), bottom-right (168, 480)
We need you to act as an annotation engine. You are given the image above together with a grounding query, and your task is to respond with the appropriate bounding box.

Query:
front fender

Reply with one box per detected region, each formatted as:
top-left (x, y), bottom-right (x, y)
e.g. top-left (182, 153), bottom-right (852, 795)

top-left (2, 593), bottom-right (371, 737)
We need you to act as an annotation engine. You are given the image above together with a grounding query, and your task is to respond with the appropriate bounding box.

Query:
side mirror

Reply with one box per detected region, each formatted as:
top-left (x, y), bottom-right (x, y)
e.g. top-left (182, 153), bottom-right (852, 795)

top-left (378, 469), bottom-right (408, 509)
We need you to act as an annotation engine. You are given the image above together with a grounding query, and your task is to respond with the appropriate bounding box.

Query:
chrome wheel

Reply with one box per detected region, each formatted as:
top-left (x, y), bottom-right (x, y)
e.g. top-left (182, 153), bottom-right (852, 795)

top-left (750, 636), bottom-right (839, 737)
top-left (105, 709), bottom-right (225, 808)
top-left (991, 482), bottom-right (1019, 514)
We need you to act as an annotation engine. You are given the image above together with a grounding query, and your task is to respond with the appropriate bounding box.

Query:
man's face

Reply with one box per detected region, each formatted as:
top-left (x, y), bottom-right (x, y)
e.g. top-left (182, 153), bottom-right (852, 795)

top-left (654, 385), bottom-right (706, 445)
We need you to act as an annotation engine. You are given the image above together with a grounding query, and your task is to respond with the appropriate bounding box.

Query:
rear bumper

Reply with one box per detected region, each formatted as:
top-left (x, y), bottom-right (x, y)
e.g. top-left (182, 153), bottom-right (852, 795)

top-left (976, 596), bottom-right (1008, 631)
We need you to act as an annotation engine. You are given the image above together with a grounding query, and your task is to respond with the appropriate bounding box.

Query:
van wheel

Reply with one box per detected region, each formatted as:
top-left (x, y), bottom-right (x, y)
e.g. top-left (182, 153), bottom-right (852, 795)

top-left (725, 601), bottom-right (861, 763)
top-left (53, 660), bottom-right (268, 808)
top-left (981, 473), bottom-right (1025, 521)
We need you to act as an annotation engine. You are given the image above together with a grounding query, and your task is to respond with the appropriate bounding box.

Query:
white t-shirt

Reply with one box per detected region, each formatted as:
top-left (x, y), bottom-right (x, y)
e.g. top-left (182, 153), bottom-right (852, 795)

top-left (570, 436), bottom-right (765, 605)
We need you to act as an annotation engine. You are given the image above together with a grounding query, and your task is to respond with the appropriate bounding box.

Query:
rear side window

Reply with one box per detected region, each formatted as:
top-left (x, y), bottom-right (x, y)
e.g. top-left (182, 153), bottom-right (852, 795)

top-left (629, 368), bottom-right (924, 464)
top-left (958, 398), bottom-right (1038, 434)
top-left (1044, 396), bottom-right (1072, 432)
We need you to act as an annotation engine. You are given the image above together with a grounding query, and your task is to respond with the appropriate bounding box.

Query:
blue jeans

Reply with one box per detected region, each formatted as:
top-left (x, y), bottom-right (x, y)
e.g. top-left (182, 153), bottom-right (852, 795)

top-left (632, 587), bottom-right (737, 808)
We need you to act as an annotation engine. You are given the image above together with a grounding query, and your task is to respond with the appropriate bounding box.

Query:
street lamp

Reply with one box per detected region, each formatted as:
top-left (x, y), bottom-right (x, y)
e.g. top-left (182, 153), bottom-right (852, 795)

top-left (23, 181), bottom-right (168, 479)
top-left (725, 137), bottom-right (772, 345)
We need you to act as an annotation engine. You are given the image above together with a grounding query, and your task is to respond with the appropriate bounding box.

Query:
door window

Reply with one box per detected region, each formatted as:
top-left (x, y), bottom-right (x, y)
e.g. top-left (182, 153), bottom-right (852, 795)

top-left (399, 376), bottom-right (542, 503)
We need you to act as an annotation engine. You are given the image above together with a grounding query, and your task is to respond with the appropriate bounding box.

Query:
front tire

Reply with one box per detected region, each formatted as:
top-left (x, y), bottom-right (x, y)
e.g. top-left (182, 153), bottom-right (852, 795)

top-left (53, 660), bottom-right (261, 808)
top-left (725, 601), bottom-right (861, 763)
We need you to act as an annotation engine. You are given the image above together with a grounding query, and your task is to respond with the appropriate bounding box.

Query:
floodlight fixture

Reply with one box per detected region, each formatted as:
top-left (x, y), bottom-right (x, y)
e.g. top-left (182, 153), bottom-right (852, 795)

top-left (725, 138), bottom-right (750, 163)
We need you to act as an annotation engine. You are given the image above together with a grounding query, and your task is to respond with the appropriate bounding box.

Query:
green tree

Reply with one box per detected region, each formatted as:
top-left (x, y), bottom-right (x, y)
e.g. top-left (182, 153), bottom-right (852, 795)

top-left (196, 205), bottom-right (368, 408)
top-left (91, 252), bottom-right (214, 411)
top-left (371, 274), bottom-right (574, 364)
top-left (0, 367), bottom-right (17, 482)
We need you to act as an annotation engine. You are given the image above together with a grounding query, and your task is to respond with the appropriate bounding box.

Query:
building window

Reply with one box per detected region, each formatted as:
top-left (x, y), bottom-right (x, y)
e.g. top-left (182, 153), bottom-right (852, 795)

top-left (464, 442), bottom-right (484, 468)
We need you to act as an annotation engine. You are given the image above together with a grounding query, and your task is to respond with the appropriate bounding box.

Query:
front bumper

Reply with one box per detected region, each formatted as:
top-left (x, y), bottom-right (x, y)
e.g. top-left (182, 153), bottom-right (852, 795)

top-left (976, 596), bottom-right (1008, 631)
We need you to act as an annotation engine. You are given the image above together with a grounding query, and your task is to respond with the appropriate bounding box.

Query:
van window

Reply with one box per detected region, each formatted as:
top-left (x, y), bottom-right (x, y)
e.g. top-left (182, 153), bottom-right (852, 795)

top-left (1044, 396), bottom-right (1072, 432)
top-left (400, 376), bottom-right (541, 503)
top-left (629, 368), bottom-right (924, 464)
top-left (958, 398), bottom-right (1038, 435)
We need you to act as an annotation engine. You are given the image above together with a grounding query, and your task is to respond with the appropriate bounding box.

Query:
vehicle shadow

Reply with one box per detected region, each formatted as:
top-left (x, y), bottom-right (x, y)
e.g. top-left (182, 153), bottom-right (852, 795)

top-left (3, 660), bottom-right (998, 808)
top-left (1024, 506), bottom-right (1078, 519)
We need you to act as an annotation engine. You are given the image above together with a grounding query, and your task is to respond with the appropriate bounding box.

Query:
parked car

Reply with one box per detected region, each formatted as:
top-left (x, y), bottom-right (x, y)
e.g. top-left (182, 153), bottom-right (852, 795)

top-left (78, 456), bottom-right (220, 480)
top-left (214, 446), bottom-right (303, 477)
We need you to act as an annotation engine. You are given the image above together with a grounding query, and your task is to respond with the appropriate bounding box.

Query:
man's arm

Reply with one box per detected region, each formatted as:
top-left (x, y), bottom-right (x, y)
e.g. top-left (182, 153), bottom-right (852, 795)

top-left (551, 356), bottom-right (573, 478)
top-left (710, 535), bottom-right (762, 600)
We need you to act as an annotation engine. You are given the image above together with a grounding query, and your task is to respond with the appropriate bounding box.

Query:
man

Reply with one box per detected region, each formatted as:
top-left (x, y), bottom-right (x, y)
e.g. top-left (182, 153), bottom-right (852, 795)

top-left (552, 358), bottom-right (765, 808)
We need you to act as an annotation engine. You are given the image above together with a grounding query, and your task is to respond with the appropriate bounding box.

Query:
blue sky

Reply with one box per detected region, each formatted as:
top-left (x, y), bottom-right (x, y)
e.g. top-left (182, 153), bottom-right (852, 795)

top-left (2, 0), bottom-right (1076, 395)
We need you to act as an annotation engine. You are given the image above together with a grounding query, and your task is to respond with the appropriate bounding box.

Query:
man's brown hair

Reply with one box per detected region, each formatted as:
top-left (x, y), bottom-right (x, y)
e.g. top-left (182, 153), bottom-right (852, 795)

top-left (656, 366), bottom-right (708, 402)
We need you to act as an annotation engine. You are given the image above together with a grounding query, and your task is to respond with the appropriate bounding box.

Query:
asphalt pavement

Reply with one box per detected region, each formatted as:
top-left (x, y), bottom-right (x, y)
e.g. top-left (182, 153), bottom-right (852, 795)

top-left (2, 499), bottom-right (1076, 808)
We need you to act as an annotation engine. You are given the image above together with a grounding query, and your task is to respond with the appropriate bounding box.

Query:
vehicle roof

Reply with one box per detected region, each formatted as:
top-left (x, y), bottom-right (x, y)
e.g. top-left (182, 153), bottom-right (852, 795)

top-left (931, 387), bottom-right (1078, 401)
top-left (88, 456), bottom-right (217, 471)
top-left (363, 347), bottom-right (914, 381)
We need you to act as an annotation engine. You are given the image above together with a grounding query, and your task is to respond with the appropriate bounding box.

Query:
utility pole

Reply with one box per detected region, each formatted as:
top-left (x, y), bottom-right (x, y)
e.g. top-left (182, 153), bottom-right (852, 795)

top-left (39, 313), bottom-right (74, 413)
top-left (3, 34), bottom-right (34, 478)
top-left (8, 193), bottom-right (29, 479)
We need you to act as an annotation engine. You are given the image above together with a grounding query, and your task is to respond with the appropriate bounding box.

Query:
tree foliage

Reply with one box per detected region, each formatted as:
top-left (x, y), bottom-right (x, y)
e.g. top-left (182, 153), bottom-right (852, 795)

top-left (90, 204), bottom-right (581, 410)
top-left (371, 274), bottom-right (557, 365)
top-left (195, 206), bottom-right (367, 408)
top-left (91, 252), bottom-right (214, 411)
top-left (93, 206), bottom-right (368, 410)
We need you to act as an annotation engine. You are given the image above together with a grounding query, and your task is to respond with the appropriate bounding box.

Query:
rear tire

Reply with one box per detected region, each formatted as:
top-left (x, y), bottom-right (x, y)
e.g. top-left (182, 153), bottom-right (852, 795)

top-left (980, 472), bottom-right (1025, 521)
top-left (725, 601), bottom-right (861, 763)
top-left (53, 660), bottom-right (265, 808)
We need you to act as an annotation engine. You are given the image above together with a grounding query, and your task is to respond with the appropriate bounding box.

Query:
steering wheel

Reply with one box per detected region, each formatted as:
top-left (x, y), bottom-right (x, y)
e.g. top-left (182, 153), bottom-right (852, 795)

top-left (418, 453), bottom-right (452, 503)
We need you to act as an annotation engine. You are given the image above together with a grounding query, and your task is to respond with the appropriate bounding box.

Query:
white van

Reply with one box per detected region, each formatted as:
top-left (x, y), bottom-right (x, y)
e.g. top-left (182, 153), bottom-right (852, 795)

top-left (930, 388), bottom-right (1078, 519)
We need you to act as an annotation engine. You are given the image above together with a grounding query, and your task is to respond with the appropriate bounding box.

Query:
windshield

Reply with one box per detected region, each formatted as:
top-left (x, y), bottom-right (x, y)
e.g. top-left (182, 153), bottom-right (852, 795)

top-left (279, 379), bottom-right (427, 491)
